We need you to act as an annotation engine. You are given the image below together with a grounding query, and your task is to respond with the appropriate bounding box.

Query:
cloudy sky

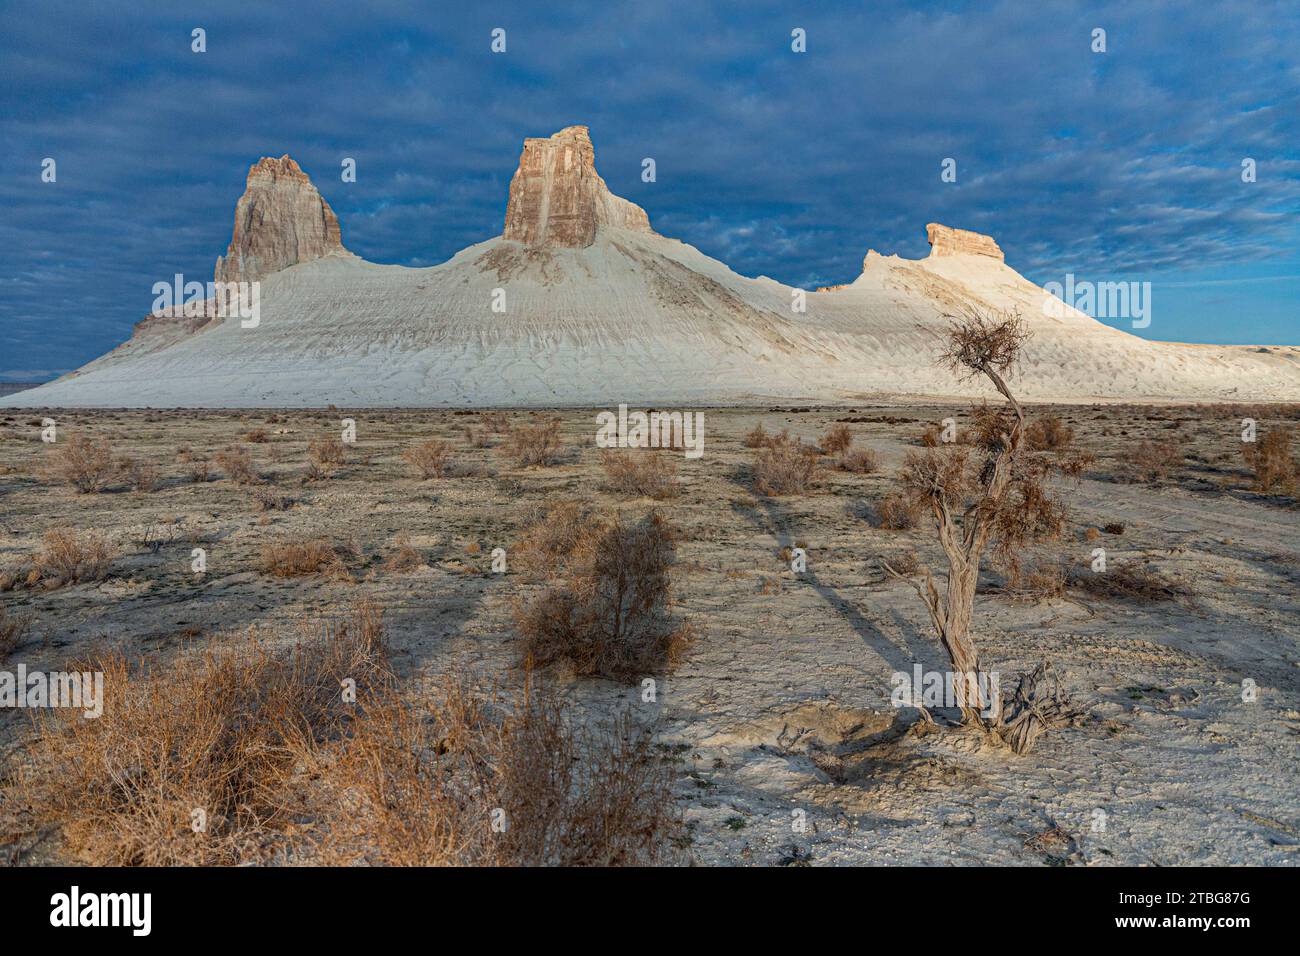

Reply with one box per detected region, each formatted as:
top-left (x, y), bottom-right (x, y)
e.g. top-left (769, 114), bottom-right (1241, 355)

top-left (2, 0), bottom-right (1297, 382)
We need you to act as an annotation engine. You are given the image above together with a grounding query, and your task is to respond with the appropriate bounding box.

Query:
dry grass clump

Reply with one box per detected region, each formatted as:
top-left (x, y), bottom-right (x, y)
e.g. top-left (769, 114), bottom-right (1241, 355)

top-left (1071, 561), bottom-right (1190, 602)
top-left (244, 428), bottom-right (270, 443)
top-left (314, 678), bottom-right (680, 866)
top-left (743, 422), bottom-right (771, 448)
top-left (876, 493), bottom-right (919, 529)
top-left (3, 528), bottom-right (117, 590)
top-left (819, 424), bottom-right (853, 455)
top-left (8, 598), bottom-right (679, 866)
top-left (46, 434), bottom-right (117, 493)
top-left (404, 439), bottom-right (453, 479)
top-left (1025, 415), bottom-right (1074, 451)
top-left (1124, 439), bottom-right (1182, 483)
top-left (177, 447), bottom-right (211, 482)
top-left (0, 607), bottom-right (31, 661)
top-left (753, 436), bottom-right (819, 496)
top-left (504, 418), bottom-right (563, 467)
top-left (1242, 427), bottom-right (1297, 494)
top-left (259, 538), bottom-right (350, 579)
top-left (512, 501), bottom-right (596, 580)
top-left (600, 449), bottom-right (678, 499)
top-left (514, 510), bottom-right (692, 682)
top-left (383, 535), bottom-right (422, 573)
top-left (15, 602), bottom-right (391, 865)
top-left (118, 456), bottom-right (161, 492)
top-left (1001, 561), bottom-right (1067, 603)
top-left (836, 447), bottom-right (879, 473)
top-left (309, 436), bottom-right (347, 466)
top-left (251, 488), bottom-right (295, 511)
top-left (215, 444), bottom-right (260, 484)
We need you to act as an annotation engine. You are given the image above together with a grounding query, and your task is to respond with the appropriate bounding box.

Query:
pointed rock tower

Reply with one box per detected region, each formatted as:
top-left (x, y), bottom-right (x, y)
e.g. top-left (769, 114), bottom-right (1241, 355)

top-left (502, 125), bottom-right (652, 247)
top-left (214, 155), bottom-right (346, 285)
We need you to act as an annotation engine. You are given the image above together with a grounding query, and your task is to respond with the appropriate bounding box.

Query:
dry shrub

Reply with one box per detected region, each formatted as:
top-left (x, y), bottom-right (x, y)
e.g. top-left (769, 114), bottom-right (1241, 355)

top-left (383, 535), bottom-right (422, 572)
top-left (17, 602), bottom-right (390, 865)
top-left (461, 425), bottom-right (492, 449)
top-left (244, 428), bottom-right (270, 443)
top-left (251, 488), bottom-right (294, 511)
top-left (743, 422), bottom-right (770, 448)
top-left (1125, 440), bottom-right (1182, 483)
top-left (404, 439), bottom-right (452, 479)
top-left (46, 434), bottom-right (117, 493)
top-left (1025, 415), bottom-right (1074, 451)
top-left (836, 447), bottom-right (879, 473)
top-left (1071, 562), bottom-right (1190, 602)
top-left (600, 449), bottom-right (678, 499)
top-left (182, 455), bottom-right (211, 483)
top-left (0, 607), bottom-right (31, 661)
top-left (753, 436), bottom-right (819, 496)
top-left (260, 539), bottom-right (350, 579)
top-left (1242, 427), bottom-right (1297, 493)
top-left (512, 501), bottom-right (596, 581)
top-left (514, 510), bottom-right (692, 682)
top-left (309, 436), bottom-right (347, 466)
top-left (305, 673), bottom-right (679, 866)
top-left (1002, 561), bottom-right (1067, 602)
top-left (820, 424), bottom-right (853, 455)
top-left (504, 419), bottom-right (563, 467)
top-left (918, 424), bottom-right (942, 447)
top-left (215, 444), bottom-right (260, 484)
top-left (876, 493), bottom-right (919, 529)
top-left (26, 528), bottom-right (116, 588)
top-left (482, 411), bottom-right (511, 433)
top-left (119, 457), bottom-right (160, 492)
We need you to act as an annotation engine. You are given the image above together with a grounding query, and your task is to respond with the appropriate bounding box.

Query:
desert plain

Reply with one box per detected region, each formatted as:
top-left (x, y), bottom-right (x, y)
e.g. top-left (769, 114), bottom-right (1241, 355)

top-left (1, 401), bottom-right (1297, 866)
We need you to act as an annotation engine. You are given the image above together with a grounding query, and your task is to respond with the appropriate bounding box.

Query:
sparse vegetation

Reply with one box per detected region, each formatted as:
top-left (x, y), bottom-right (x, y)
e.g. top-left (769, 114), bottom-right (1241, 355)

top-left (876, 493), bottom-right (918, 529)
top-left (836, 447), bottom-right (879, 474)
top-left (260, 538), bottom-right (349, 578)
top-left (1125, 439), bottom-right (1182, 483)
top-left (0, 608), bottom-right (31, 661)
top-left (504, 418), bottom-right (563, 467)
top-left (819, 424), bottom-right (853, 455)
top-left (1071, 562), bottom-right (1190, 602)
top-left (753, 436), bottom-right (819, 496)
top-left (404, 439), bottom-right (453, 479)
top-left (1242, 427), bottom-right (1297, 493)
top-left (46, 434), bottom-right (117, 493)
top-left (216, 444), bottom-right (260, 484)
top-left (514, 509), bottom-right (692, 681)
top-left (1025, 414), bottom-right (1074, 451)
top-left (600, 449), bottom-right (678, 499)
top-left (881, 308), bottom-right (1076, 741)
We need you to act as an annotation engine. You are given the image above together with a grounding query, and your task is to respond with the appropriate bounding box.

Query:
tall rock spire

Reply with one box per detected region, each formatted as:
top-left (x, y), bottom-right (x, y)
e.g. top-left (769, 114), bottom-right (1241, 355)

top-left (502, 126), bottom-right (652, 248)
top-left (214, 155), bottom-right (346, 285)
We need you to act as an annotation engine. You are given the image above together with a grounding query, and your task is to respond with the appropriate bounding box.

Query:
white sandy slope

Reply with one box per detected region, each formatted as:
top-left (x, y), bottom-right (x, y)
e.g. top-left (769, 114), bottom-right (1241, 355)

top-left (6, 228), bottom-right (1300, 408)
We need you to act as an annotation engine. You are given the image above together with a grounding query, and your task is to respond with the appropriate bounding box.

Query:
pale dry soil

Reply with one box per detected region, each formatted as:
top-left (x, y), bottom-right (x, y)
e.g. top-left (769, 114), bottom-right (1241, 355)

top-left (1, 404), bottom-right (1297, 866)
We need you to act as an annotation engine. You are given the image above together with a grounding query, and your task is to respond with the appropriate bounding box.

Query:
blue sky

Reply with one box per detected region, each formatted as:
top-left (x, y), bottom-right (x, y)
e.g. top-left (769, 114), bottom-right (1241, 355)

top-left (1, 0), bottom-right (1297, 382)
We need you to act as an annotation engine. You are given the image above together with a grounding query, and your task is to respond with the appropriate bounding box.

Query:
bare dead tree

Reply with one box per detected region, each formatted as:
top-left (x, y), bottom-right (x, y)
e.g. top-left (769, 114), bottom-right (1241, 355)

top-left (882, 308), bottom-right (1084, 733)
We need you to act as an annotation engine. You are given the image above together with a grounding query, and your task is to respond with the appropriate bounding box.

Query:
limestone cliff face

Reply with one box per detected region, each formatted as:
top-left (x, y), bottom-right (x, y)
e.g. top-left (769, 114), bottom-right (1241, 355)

top-left (925, 222), bottom-right (1004, 260)
top-left (502, 126), bottom-right (652, 247)
top-left (214, 156), bottom-right (345, 285)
